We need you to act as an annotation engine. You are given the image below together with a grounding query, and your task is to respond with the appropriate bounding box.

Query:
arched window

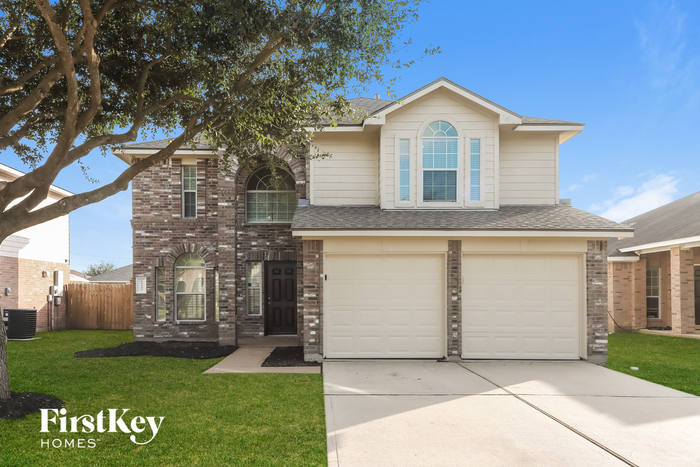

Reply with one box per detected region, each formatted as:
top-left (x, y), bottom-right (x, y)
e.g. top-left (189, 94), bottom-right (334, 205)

top-left (422, 121), bottom-right (458, 202)
top-left (246, 168), bottom-right (297, 223)
top-left (175, 253), bottom-right (205, 321)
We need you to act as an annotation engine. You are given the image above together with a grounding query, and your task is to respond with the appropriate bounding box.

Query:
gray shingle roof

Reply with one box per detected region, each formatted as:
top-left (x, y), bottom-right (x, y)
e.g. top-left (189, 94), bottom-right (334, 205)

top-left (608, 191), bottom-right (700, 257)
top-left (327, 78), bottom-right (582, 127)
top-left (119, 138), bottom-right (217, 151)
top-left (292, 205), bottom-right (632, 232)
top-left (520, 116), bottom-right (583, 125)
top-left (89, 264), bottom-right (133, 282)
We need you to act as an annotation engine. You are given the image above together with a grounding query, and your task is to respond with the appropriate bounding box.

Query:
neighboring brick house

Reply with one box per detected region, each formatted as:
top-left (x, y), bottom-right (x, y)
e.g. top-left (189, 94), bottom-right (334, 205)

top-left (608, 191), bottom-right (700, 335)
top-left (116, 78), bottom-right (632, 364)
top-left (0, 163), bottom-right (71, 331)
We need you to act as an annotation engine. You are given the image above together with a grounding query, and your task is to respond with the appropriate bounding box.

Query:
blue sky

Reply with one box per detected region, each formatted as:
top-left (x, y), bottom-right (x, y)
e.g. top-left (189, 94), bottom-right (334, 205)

top-left (2, 0), bottom-right (700, 272)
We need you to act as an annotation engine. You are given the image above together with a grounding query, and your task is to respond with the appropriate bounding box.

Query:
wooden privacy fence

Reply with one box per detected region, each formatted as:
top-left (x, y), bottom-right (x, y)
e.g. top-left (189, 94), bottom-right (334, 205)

top-left (65, 282), bottom-right (133, 330)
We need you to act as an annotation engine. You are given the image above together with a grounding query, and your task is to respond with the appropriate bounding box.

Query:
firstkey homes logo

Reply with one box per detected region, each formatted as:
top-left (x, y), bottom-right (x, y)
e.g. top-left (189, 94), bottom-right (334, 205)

top-left (39, 408), bottom-right (165, 448)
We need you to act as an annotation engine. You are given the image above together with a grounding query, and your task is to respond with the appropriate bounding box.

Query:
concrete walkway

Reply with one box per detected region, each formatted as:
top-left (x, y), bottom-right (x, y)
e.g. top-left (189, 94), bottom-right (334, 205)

top-left (324, 360), bottom-right (700, 467)
top-left (204, 346), bottom-right (321, 374)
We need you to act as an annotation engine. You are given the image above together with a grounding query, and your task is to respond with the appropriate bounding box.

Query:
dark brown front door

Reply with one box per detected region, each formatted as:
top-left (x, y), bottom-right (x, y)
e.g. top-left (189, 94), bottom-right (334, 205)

top-left (695, 266), bottom-right (700, 326)
top-left (265, 262), bottom-right (297, 335)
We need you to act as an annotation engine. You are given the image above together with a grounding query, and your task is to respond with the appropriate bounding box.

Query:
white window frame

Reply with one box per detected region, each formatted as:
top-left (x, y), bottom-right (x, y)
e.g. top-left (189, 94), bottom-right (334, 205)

top-left (155, 267), bottom-right (166, 322)
top-left (245, 169), bottom-right (297, 224)
top-left (646, 267), bottom-right (660, 319)
top-left (182, 164), bottom-right (197, 218)
top-left (465, 135), bottom-right (485, 206)
top-left (214, 268), bottom-right (220, 322)
top-left (246, 262), bottom-right (263, 315)
top-left (174, 255), bottom-right (206, 322)
top-left (418, 119), bottom-right (461, 208)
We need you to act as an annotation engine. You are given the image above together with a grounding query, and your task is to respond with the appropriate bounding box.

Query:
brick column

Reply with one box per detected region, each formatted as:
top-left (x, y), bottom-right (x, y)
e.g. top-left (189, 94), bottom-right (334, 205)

top-left (608, 262), bottom-right (633, 332)
top-left (632, 257), bottom-right (647, 329)
top-left (446, 240), bottom-right (462, 358)
top-left (587, 240), bottom-right (608, 364)
top-left (302, 240), bottom-right (323, 362)
top-left (670, 247), bottom-right (695, 335)
top-left (217, 176), bottom-right (237, 346)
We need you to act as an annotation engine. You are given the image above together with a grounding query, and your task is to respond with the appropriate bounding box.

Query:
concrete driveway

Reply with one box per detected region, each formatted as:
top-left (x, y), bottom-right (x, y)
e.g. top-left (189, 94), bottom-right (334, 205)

top-left (323, 360), bottom-right (700, 467)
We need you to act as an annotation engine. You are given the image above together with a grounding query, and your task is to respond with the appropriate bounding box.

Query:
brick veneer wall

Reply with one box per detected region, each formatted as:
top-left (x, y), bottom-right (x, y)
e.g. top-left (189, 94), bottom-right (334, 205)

top-left (302, 239), bottom-right (323, 362)
top-left (132, 158), bottom-right (224, 341)
top-left (233, 157), bottom-right (306, 340)
top-left (670, 246), bottom-right (695, 335)
top-left (447, 240), bottom-right (462, 357)
top-left (586, 240), bottom-right (608, 364)
top-left (132, 152), bottom-right (307, 344)
top-left (0, 256), bottom-right (68, 332)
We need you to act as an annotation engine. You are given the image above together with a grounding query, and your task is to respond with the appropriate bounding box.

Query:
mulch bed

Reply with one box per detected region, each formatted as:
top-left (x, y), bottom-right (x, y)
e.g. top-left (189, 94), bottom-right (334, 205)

top-left (0, 391), bottom-right (64, 420)
top-left (261, 346), bottom-right (321, 367)
top-left (75, 341), bottom-right (238, 359)
top-left (647, 326), bottom-right (673, 331)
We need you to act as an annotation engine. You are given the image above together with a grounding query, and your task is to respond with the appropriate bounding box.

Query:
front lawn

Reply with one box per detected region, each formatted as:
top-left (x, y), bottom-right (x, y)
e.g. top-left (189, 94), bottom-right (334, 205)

top-left (0, 330), bottom-right (327, 466)
top-left (607, 332), bottom-right (700, 396)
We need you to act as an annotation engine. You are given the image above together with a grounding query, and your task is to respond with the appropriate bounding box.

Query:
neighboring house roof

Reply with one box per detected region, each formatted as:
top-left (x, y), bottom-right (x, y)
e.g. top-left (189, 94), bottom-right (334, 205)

top-left (608, 191), bottom-right (700, 258)
top-left (70, 270), bottom-right (91, 280)
top-left (0, 163), bottom-right (73, 198)
top-left (89, 264), bottom-right (133, 283)
top-left (291, 205), bottom-right (632, 235)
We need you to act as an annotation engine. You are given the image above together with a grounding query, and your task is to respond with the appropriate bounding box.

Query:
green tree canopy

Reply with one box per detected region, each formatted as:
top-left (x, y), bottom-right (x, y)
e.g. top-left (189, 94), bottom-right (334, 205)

top-left (0, 0), bottom-right (435, 400)
top-left (83, 260), bottom-right (115, 277)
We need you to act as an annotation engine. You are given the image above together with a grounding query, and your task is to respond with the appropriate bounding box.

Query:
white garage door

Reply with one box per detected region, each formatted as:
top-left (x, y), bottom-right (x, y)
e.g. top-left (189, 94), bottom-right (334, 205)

top-left (462, 254), bottom-right (581, 360)
top-left (325, 254), bottom-right (444, 358)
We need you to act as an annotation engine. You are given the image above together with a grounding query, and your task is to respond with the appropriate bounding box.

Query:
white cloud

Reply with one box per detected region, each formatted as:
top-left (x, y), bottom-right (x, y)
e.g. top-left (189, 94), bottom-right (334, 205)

top-left (565, 174), bottom-right (597, 193)
top-left (590, 174), bottom-right (680, 222)
top-left (635, 1), bottom-right (700, 107)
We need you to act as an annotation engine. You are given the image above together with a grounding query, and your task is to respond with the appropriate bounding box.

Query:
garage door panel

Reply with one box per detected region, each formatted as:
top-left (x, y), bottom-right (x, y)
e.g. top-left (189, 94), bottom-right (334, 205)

top-left (325, 254), bottom-right (444, 359)
top-left (463, 254), bottom-right (580, 360)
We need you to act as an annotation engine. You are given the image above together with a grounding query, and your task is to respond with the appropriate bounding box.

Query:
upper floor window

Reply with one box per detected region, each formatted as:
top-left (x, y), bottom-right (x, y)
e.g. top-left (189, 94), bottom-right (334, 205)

top-left (182, 165), bottom-right (197, 218)
top-left (175, 253), bottom-right (205, 321)
top-left (422, 121), bottom-right (458, 202)
top-left (246, 168), bottom-right (297, 223)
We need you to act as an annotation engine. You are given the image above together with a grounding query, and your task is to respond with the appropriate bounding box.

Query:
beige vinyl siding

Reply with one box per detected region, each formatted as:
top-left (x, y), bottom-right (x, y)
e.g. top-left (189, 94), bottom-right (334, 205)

top-left (312, 132), bottom-right (378, 205)
top-left (381, 89), bottom-right (496, 209)
top-left (499, 132), bottom-right (557, 205)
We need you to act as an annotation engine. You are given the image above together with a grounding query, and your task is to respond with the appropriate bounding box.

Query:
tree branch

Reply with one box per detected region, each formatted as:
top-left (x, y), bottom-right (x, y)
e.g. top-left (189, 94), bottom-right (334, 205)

top-left (0, 57), bottom-right (58, 96)
top-left (0, 2), bottom-right (27, 52)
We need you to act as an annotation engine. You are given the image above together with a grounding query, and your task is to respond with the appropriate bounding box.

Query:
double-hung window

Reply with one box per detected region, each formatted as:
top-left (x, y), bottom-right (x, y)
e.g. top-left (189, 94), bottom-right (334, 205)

top-left (422, 121), bottom-right (458, 202)
top-left (182, 165), bottom-right (197, 218)
top-left (646, 267), bottom-right (660, 319)
top-left (175, 253), bottom-right (205, 320)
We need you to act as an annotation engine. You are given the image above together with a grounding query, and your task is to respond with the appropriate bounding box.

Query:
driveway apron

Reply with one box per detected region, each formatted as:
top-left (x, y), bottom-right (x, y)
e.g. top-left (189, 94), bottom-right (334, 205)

top-left (323, 360), bottom-right (700, 467)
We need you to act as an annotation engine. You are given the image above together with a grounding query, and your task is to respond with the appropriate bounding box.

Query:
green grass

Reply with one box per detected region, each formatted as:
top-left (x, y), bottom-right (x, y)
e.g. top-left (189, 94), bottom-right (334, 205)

top-left (607, 332), bottom-right (700, 396)
top-left (0, 330), bottom-right (327, 467)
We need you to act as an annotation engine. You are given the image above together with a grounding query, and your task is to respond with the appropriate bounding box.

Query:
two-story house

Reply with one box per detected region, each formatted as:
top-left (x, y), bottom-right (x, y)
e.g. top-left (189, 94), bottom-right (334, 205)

top-left (116, 78), bottom-right (632, 364)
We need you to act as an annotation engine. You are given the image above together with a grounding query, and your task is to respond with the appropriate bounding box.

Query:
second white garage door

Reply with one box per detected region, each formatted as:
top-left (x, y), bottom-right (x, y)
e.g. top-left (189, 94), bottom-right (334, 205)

top-left (462, 254), bottom-right (581, 360)
top-left (324, 254), bottom-right (444, 358)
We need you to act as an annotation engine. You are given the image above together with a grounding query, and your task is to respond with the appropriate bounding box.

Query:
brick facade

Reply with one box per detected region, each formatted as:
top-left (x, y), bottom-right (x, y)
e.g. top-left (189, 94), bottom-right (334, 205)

top-left (0, 256), bottom-right (69, 332)
top-left (586, 240), bottom-right (608, 364)
top-left (608, 247), bottom-right (698, 336)
top-left (670, 247), bottom-right (695, 335)
top-left (302, 239), bottom-right (323, 362)
top-left (131, 153), bottom-right (306, 344)
top-left (446, 240), bottom-right (462, 358)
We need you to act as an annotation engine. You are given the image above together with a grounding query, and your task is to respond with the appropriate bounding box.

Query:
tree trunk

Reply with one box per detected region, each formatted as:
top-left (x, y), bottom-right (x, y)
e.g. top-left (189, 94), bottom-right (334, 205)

top-left (0, 319), bottom-right (10, 399)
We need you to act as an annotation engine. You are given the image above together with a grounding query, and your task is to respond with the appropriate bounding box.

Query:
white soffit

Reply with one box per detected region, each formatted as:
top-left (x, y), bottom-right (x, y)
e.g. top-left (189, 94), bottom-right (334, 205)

top-left (619, 235), bottom-right (700, 255)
